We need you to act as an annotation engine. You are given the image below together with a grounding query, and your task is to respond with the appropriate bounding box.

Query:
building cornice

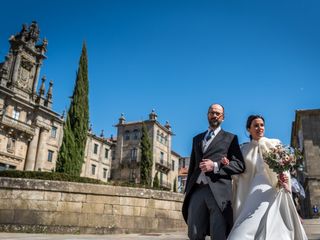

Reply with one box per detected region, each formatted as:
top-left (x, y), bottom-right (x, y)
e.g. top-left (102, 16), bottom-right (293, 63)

top-left (115, 120), bottom-right (174, 135)
top-left (88, 132), bottom-right (114, 146)
top-left (0, 85), bottom-right (63, 124)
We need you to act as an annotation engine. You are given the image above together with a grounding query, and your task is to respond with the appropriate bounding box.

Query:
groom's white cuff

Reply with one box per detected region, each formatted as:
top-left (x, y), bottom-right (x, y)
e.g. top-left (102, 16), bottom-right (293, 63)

top-left (213, 162), bottom-right (219, 173)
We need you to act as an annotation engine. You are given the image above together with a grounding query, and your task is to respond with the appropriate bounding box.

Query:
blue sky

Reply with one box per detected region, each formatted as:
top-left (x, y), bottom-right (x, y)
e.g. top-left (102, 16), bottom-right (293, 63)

top-left (0, 1), bottom-right (319, 156)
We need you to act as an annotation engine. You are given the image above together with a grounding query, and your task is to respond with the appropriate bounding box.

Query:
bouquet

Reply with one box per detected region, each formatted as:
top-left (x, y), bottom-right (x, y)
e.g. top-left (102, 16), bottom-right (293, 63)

top-left (263, 144), bottom-right (299, 174)
top-left (263, 144), bottom-right (302, 191)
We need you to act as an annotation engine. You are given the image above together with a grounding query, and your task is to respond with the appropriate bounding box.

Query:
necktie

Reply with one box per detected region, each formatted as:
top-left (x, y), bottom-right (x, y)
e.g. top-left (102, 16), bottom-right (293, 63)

top-left (205, 130), bottom-right (214, 141)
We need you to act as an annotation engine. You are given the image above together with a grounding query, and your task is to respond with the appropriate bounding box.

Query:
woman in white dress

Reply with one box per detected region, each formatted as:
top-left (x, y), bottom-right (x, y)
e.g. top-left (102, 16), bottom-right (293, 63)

top-left (227, 115), bottom-right (308, 240)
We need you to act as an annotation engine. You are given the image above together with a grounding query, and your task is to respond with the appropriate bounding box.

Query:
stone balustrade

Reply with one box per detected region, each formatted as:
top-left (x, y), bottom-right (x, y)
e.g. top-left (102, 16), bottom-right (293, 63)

top-left (1, 114), bottom-right (36, 136)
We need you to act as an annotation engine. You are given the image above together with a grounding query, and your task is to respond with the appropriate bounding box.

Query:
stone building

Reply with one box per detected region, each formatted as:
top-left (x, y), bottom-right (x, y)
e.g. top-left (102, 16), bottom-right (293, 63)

top-left (291, 109), bottom-right (320, 218)
top-left (0, 22), bottom-right (116, 183)
top-left (0, 22), bottom-right (184, 186)
top-left (178, 156), bottom-right (190, 193)
top-left (170, 150), bottom-right (180, 191)
top-left (111, 110), bottom-right (179, 191)
top-left (0, 22), bottom-right (63, 172)
top-left (81, 130), bottom-right (115, 182)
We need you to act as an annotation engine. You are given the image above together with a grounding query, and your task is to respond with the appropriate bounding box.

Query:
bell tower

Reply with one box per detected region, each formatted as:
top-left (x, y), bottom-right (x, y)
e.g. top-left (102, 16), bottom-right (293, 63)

top-left (0, 21), bottom-right (48, 101)
top-left (0, 22), bottom-right (61, 172)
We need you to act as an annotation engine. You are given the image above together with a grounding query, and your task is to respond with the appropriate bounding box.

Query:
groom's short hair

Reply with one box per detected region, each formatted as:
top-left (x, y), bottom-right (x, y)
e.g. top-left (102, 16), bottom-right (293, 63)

top-left (208, 103), bottom-right (225, 114)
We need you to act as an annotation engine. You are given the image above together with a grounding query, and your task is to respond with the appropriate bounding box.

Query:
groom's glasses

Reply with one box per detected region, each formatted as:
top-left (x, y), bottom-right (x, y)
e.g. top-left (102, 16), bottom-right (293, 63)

top-left (208, 111), bottom-right (223, 117)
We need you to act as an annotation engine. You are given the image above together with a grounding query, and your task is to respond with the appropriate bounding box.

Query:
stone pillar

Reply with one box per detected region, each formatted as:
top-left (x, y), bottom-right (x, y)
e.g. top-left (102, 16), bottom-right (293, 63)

top-left (33, 62), bottom-right (42, 94)
top-left (34, 128), bottom-right (48, 171)
top-left (24, 127), bottom-right (40, 171)
top-left (11, 52), bottom-right (21, 83)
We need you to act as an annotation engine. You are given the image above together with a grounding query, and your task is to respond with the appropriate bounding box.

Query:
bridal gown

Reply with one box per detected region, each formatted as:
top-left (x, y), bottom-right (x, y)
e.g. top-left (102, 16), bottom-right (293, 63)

top-left (228, 137), bottom-right (308, 240)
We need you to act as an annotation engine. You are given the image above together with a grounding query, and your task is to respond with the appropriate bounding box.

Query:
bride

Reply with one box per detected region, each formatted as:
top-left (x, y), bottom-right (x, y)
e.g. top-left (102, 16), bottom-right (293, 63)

top-left (227, 115), bottom-right (308, 240)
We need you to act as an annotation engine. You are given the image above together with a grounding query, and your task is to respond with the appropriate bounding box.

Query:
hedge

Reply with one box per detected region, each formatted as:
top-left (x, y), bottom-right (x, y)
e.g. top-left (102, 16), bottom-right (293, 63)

top-left (0, 170), bottom-right (170, 191)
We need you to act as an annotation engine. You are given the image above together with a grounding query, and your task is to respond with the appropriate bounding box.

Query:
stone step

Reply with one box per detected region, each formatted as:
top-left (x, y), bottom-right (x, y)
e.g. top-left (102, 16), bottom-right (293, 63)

top-left (303, 219), bottom-right (320, 240)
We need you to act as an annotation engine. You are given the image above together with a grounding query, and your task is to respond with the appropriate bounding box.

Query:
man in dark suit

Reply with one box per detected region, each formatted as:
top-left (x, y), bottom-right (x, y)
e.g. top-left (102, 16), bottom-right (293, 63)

top-left (182, 103), bottom-right (245, 240)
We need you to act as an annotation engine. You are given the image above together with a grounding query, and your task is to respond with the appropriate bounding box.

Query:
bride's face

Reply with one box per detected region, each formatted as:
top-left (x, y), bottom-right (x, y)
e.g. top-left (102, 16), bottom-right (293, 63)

top-left (248, 118), bottom-right (265, 140)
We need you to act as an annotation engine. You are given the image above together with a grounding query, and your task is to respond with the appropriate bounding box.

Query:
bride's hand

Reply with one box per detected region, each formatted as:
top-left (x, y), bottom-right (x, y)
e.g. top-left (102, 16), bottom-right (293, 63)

top-left (221, 156), bottom-right (230, 166)
top-left (278, 173), bottom-right (291, 193)
top-left (279, 172), bottom-right (289, 183)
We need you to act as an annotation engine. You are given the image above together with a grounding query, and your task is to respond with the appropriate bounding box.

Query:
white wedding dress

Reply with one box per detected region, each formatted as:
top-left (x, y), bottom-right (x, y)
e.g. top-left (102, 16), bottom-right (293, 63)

top-left (228, 137), bottom-right (308, 240)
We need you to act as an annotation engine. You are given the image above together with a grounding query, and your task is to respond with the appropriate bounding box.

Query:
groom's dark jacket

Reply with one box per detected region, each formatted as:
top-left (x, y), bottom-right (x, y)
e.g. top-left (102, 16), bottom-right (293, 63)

top-left (182, 129), bottom-right (245, 229)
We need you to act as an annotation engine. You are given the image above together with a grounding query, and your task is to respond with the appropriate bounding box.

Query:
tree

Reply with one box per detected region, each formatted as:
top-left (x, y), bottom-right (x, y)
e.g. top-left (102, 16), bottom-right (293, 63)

top-left (173, 177), bottom-right (177, 192)
top-left (56, 43), bottom-right (89, 175)
top-left (153, 171), bottom-right (160, 188)
top-left (140, 123), bottom-right (153, 186)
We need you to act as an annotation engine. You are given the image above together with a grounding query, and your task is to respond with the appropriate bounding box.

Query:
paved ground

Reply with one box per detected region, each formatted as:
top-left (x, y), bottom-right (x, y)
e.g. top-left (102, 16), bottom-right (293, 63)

top-left (0, 231), bottom-right (319, 240)
top-left (0, 232), bottom-right (191, 240)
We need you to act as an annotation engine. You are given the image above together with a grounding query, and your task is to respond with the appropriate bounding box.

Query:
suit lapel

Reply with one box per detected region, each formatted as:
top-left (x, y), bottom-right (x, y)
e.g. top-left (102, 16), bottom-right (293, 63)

top-left (196, 132), bottom-right (206, 159)
top-left (203, 129), bottom-right (225, 155)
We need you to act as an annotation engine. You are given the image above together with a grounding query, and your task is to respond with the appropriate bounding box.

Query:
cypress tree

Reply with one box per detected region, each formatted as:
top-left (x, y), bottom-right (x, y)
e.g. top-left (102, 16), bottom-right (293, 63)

top-left (56, 43), bottom-right (89, 175)
top-left (173, 177), bottom-right (177, 192)
top-left (153, 171), bottom-right (160, 188)
top-left (140, 123), bottom-right (153, 186)
top-left (56, 113), bottom-right (76, 173)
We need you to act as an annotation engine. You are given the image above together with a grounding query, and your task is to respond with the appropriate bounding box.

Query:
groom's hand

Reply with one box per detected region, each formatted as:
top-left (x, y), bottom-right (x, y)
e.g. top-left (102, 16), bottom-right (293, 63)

top-left (199, 159), bottom-right (214, 172)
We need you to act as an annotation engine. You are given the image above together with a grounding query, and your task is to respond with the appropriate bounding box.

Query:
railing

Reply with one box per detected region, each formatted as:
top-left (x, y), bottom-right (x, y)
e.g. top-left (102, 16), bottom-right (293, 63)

top-left (160, 180), bottom-right (172, 190)
top-left (156, 159), bottom-right (172, 173)
top-left (1, 114), bottom-right (36, 136)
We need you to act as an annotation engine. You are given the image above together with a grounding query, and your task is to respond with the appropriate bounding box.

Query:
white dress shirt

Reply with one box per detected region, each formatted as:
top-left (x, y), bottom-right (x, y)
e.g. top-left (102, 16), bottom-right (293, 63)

top-left (196, 127), bottom-right (221, 184)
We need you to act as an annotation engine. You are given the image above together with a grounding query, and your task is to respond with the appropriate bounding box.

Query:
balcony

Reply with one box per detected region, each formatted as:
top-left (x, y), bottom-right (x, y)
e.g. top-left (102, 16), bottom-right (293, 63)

top-left (160, 180), bottom-right (172, 190)
top-left (155, 159), bottom-right (172, 174)
top-left (0, 114), bottom-right (36, 136)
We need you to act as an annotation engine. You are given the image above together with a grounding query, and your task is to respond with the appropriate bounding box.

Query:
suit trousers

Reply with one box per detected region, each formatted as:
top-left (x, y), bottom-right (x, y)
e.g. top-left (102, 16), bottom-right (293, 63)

top-left (187, 184), bottom-right (226, 240)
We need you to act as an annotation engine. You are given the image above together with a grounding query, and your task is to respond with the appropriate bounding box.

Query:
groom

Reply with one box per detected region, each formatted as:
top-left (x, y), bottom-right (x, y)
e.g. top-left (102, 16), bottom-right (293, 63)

top-left (182, 103), bottom-right (245, 240)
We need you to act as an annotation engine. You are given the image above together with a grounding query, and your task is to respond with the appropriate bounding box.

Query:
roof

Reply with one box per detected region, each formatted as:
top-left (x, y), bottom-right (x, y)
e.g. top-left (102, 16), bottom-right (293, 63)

top-left (179, 167), bottom-right (189, 175)
top-left (171, 150), bottom-right (181, 157)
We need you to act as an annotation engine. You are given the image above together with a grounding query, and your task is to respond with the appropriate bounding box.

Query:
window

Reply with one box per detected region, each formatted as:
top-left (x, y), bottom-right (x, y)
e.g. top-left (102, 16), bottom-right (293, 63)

top-left (172, 160), bottom-right (175, 171)
top-left (160, 133), bottom-right (164, 143)
top-left (180, 158), bottom-right (186, 168)
top-left (125, 130), bottom-right (130, 140)
top-left (157, 130), bottom-right (160, 141)
top-left (103, 168), bottom-right (108, 179)
top-left (105, 148), bottom-right (109, 158)
top-left (160, 151), bottom-right (164, 164)
top-left (133, 129), bottom-right (139, 140)
top-left (93, 143), bottom-right (99, 154)
top-left (6, 138), bottom-right (15, 153)
top-left (112, 150), bottom-right (116, 160)
top-left (51, 126), bottom-right (57, 138)
top-left (91, 164), bottom-right (96, 175)
top-left (131, 148), bottom-right (137, 161)
top-left (12, 109), bottom-right (20, 120)
top-left (0, 163), bottom-right (16, 170)
top-left (47, 150), bottom-right (54, 162)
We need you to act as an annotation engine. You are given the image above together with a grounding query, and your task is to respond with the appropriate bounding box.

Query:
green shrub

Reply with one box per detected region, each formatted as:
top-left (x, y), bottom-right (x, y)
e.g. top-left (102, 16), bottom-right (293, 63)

top-left (0, 170), bottom-right (170, 191)
top-left (0, 170), bottom-right (105, 185)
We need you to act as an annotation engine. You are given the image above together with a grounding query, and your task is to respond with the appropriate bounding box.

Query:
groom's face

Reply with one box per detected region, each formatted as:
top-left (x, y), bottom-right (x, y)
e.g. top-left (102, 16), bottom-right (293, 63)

top-left (207, 104), bottom-right (224, 129)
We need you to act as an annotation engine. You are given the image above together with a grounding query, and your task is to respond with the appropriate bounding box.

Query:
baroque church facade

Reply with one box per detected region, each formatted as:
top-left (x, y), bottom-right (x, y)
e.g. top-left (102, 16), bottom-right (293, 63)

top-left (0, 22), bottom-right (63, 172)
top-left (0, 22), bottom-right (181, 191)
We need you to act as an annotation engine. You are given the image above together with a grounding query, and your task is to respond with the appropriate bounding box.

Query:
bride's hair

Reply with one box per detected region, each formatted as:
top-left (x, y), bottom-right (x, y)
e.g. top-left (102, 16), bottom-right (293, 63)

top-left (246, 115), bottom-right (265, 140)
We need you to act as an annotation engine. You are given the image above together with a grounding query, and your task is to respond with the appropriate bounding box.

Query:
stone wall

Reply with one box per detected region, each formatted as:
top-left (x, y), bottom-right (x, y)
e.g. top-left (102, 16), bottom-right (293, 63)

top-left (0, 177), bottom-right (186, 234)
